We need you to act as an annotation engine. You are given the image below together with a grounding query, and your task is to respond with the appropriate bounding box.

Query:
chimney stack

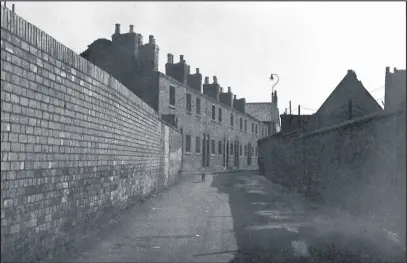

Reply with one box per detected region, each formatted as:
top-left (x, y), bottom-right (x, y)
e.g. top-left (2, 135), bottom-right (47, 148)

top-left (167, 53), bottom-right (174, 64)
top-left (213, 76), bottom-right (218, 84)
top-left (205, 77), bottom-right (209, 84)
top-left (227, 87), bottom-right (231, 93)
top-left (196, 68), bottom-right (200, 74)
top-left (129, 25), bottom-right (134, 33)
top-left (180, 55), bottom-right (184, 63)
top-left (115, 23), bottom-right (120, 34)
top-left (149, 35), bottom-right (155, 44)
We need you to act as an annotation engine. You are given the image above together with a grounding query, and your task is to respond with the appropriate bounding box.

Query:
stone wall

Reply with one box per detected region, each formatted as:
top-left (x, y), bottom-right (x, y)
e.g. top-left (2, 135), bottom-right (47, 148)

top-left (259, 110), bottom-right (405, 240)
top-left (0, 6), bottom-right (182, 262)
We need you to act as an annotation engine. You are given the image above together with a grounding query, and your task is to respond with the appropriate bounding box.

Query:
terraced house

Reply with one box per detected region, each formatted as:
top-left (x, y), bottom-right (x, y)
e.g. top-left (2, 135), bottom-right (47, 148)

top-left (81, 24), bottom-right (273, 173)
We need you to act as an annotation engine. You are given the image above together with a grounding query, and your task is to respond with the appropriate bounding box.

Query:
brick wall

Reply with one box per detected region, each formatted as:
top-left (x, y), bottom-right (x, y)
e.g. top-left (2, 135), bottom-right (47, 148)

top-left (0, 6), bottom-right (182, 262)
top-left (259, 110), bottom-right (406, 240)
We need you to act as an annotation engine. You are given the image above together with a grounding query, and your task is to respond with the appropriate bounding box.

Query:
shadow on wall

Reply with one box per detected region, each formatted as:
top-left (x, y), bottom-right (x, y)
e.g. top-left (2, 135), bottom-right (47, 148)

top-left (210, 173), bottom-right (404, 263)
top-left (258, 110), bottom-right (406, 248)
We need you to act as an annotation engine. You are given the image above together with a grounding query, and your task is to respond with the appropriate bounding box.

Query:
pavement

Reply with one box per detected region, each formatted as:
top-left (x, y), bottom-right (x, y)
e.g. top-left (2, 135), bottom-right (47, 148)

top-left (53, 172), bottom-right (405, 263)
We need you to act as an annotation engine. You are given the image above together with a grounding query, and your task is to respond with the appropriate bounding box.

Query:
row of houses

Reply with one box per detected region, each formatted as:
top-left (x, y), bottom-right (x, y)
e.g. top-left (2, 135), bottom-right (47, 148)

top-left (80, 24), bottom-right (281, 173)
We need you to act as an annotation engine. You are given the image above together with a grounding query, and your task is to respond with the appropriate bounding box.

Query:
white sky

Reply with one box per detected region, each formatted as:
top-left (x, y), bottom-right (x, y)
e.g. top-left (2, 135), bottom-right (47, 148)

top-left (6, 1), bottom-right (406, 114)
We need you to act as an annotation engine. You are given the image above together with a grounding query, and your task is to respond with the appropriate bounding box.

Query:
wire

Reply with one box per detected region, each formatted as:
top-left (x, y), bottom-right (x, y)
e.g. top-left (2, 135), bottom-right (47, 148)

top-left (369, 86), bottom-right (385, 93)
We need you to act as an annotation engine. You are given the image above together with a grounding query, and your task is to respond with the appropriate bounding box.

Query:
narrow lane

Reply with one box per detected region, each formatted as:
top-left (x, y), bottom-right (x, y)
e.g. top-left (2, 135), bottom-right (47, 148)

top-left (56, 172), bottom-right (404, 263)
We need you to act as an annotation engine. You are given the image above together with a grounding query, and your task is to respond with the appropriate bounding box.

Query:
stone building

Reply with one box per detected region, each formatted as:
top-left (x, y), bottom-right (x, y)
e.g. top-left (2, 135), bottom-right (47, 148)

top-left (385, 67), bottom-right (406, 113)
top-left (81, 24), bottom-right (268, 173)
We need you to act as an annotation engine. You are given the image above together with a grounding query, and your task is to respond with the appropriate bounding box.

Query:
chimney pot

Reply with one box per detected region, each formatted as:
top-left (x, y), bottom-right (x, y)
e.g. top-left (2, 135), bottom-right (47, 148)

top-left (167, 53), bottom-right (174, 64)
top-left (149, 35), bottom-right (155, 44)
top-left (204, 77), bottom-right (209, 84)
top-left (115, 23), bottom-right (121, 34)
top-left (386, 66), bottom-right (390, 73)
top-left (234, 95), bottom-right (237, 100)
top-left (196, 68), bottom-right (200, 74)
top-left (180, 55), bottom-right (184, 62)
top-left (394, 67), bottom-right (397, 72)
top-left (213, 76), bottom-right (217, 84)
top-left (220, 87), bottom-right (223, 93)
top-left (227, 87), bottom-right (231, 93)
top-left (129, 25), bottom-right (134, 33)
top-left (12, 4), bottom-right (15, 12)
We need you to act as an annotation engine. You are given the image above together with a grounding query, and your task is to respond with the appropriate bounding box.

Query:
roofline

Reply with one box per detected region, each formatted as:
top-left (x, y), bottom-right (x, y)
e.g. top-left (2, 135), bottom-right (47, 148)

top-left (156, 72), bottom-right (264, 123)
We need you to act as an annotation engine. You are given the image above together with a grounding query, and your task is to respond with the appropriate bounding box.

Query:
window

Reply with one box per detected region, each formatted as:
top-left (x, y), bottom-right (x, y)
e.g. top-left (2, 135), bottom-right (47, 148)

top-left (240, 118), bottom-right (243, 130)
top-left (262, 127), bottom-right (264, 137)
top-left (186, 93), bottom-right (192, 113)
top-left (255, 146), bottom-right (258, 157)
top-left (218, 108), bottom-right (222, 122)
top-left (252, 123), bottom-right (254, 133)
top-left (218, 141), bottom-right (222, 155)
top-left (211, 139), bottom-right (215, 154)
top-left (169, 86), bottom-right (175, 106)
top-left (252, 146), bottom-right (254, 156)
top-left (244, 145), bottom-right (247, 156)
top-left (195, 136), bottom-right (201, 153)
top-left (185, 134), bottom-right (191, 153)
top-left (230, 142), bottom-right (234, 156)
top-left (244, 120), bottom-right (247, 132)
top-left (255, 124), bottom-right (258, 135)
top-left (230, 114), bottom-right (234, 126)
top-left (212, 105), bottom-right (216, 120)
top-left (239, 144), bottom-right (242, 156)
top-left (196, 97), bottom-right (201, 115)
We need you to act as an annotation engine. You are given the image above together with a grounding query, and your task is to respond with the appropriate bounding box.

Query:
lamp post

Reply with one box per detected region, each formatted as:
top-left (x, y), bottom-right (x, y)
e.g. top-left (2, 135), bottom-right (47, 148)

top-left (270, 73), bottom-right (279, 135)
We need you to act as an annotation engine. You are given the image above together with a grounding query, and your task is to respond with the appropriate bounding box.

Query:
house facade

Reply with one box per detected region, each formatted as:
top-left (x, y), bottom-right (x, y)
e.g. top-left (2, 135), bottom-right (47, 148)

top-left (81, 24), bottom-right (268, 173)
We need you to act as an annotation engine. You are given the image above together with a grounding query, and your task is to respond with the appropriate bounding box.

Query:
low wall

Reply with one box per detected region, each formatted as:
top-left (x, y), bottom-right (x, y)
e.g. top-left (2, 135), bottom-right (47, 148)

top-left (0, 6), bottom-right (182, 262)
top-left (259, 110), bottom-right (405, 240)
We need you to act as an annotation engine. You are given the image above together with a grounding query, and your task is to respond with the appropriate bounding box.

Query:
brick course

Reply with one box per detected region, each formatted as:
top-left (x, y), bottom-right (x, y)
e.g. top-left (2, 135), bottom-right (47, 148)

top-left (0, 6), bottom-right (182, 262)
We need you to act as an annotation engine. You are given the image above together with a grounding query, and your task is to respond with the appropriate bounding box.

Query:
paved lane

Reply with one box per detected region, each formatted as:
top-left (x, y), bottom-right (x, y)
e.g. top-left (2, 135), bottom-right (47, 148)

top-left (56, 172), bottom-right (404, 263)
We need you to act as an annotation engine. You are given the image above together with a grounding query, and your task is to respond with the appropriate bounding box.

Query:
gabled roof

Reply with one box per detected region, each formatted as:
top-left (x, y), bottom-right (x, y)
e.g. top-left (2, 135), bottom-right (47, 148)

top-left (245, 102), bottom-right (273, 122)
top-left (316, 70), bottom-right (383, 116)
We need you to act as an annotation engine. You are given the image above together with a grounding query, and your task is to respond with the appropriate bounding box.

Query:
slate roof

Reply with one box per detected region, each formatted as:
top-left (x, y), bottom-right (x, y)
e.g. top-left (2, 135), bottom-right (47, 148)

top-left (245, 103), bottom-right (273, 122)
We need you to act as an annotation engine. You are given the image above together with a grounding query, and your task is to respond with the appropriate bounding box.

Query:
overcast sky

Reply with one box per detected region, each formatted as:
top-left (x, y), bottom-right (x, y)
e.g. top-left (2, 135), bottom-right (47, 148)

top-left (6, 1), bottom-right (406, 114)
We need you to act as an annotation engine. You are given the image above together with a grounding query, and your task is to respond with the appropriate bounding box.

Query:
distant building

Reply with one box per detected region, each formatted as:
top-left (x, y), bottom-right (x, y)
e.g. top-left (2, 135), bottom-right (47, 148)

top-left (304, 69), bottom-right (383, 132)
top-left (81, 24), bottom-right (268, 172)
top-left (246, 92), bottom-right (280, 136)
top-left (279, 114), bottom-right (313, 134)
top-left (385, 67), bottom-right (406, 113)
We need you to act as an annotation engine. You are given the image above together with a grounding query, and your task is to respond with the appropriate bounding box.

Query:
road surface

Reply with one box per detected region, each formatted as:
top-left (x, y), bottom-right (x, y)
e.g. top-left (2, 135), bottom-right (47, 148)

top-left (55, 172), bottom-right (404, 263)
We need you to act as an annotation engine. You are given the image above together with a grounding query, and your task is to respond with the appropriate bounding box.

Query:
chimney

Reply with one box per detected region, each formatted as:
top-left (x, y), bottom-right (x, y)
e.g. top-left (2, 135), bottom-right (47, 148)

top-left (220, 87), bottom-right (223, 93)
top-left (149, 35), bottom-right (155, 44)
top-left (394, 67), bottom-right (397, 72)
top-left (115, 23), bottom-right (120, 34)
top-left (12, 3), bottom-right (15, 12)
top-left (180, 55), bottom-right (184, 63)
top-left (234, 95), bottom-right (237, 100)
top-left (386, 66), bottom-right (390, 73)
top-left (167, 53), bottom-right (174, 64)
top-left (213, 76), bottom-right (217, 84)
top-left (196, 68), bottom-right (200, 74)
top-left (227, 87), bottom-right (231, 93)
top-left (205, 77), bottom-right (209, 84)
top-left (129, 25), bottom-right (134, 33)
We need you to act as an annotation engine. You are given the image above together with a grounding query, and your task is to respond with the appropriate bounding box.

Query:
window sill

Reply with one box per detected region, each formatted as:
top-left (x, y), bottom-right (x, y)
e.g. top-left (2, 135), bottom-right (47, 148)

top-left (185, 152), bottom-right (192, 155)
top-left (169, 105), bottom-right (176, 109)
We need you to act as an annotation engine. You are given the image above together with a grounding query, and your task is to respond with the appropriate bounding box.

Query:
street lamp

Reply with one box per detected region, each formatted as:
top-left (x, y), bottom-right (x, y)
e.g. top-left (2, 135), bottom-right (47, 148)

top-left (270, 73), bottom-right (280, 135)
top-left (270, 73), bottom-right (280, 94)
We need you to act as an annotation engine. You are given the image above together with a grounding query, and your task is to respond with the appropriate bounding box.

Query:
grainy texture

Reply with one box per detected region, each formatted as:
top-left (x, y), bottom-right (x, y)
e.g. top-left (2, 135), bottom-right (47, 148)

top-left (0, 6), bottom-right (182, 262)
top-left (259, 110), bottom-right (406, 245)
